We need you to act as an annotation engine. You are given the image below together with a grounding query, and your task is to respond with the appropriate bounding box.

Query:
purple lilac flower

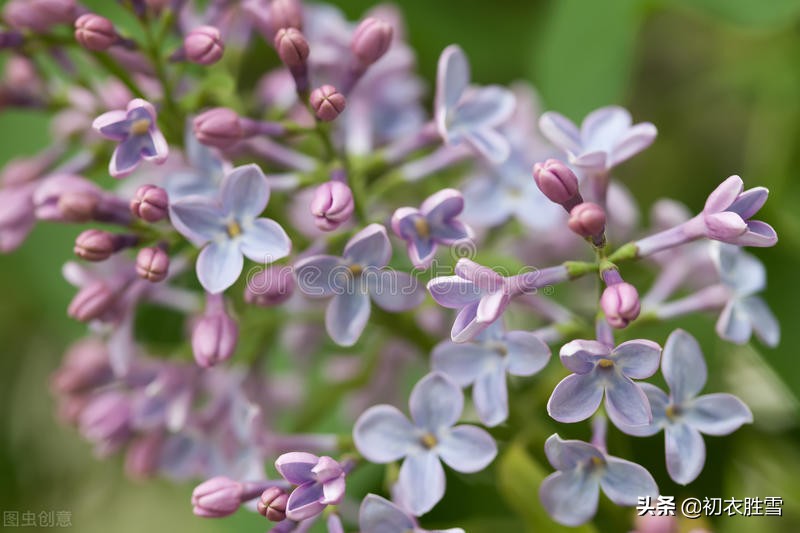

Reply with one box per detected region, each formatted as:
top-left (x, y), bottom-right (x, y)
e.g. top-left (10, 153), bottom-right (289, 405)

top-left (170, 164), bottom-right (292, 294)
top-left (547, 338), bottom-right (661, 427)
top-left (432, 321), bottom-right (550, 426)
top-left (391, 188), bottom-right (473, 268)
top-left (0, 179), bottom-right (38, 252)
top-left (617, 329), bottom-right (752, 484)
top-left (163, 129), bottom-right (228, 203)
top-left (427, 258), bottom-right (568, 342)
top-left (353, 372), bottom-right (497, 515)
top-left (92, 98), bottom-right (169, 178)
top-left (359, 494), bottom-right (465, 533)
top-left (434, 45), bottom-right (515, 163)
top-left (275, 453), bottom-right (346, 521)
top-left (540, 434), bottom-right (658, 526)
top-left (539, 106), bottom-right (656, 175)
top-left (294, 224), bottom-right (425, 346)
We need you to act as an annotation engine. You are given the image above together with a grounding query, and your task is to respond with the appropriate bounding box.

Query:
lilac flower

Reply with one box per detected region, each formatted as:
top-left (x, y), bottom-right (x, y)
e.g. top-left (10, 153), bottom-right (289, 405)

top-left (540, 434), bottom-right (658, 526)
top-left (163, 130), bottom-right (227, 203)
top-left (170, 164), bottom-right (291, 294)
top-left (432, 322), bottom-right (550, 426)
top-left (712, 243), bottom-right (779, 346)
top-left (275, 453), bottom-right (347, 521)
top-left (0, 180), bottom-right (37, 252)
top-left (547, 338), bottom-right (661, 427)
top-left (427, 258), bottom-right (568, 342)
top-left (435, 45), bottom-right (515, 163)
top-left (92, 99), bottom-right (169, 178)
top-left (391, 188), bottom-right (473, 268)
top-left (538, 106), bottom-right (656, 174)
top-left (617, 329), bottom-right (752, 484)
top-left (353, 372), bottom-right (497, 515)
top-left (699, 175), bottom-right (777, 247)
top-left (359, 494), bottom-right (465, 533)
top-left (294, 224), bottom-right (425, 346)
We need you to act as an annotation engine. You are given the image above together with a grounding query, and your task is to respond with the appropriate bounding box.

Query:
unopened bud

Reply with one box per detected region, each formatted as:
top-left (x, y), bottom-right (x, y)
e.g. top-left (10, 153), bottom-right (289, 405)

top-left (245, 266), bottom-right (294, 307)
top-left (192, 477), bottom-right (243, 518)
top-left (568, 202), bottom-right (606, 243)
top-left (58, 192), bottom-right (100, 222)
top-left (131, 184), bottom-right (169, 222)
top-left (67, 280), bottom-right (117, 322)
top-left (193, 107), bottom-right (244, 149)
top-left (269, 0), bottom-right (303, 33)
top-left (191, 296), bottom-right (238, 368)
top-left (311, 181), bottom-right (354, 231)
top-left (4, 0), bottom-right (77, 33)
top-left (136, 247), bottom-right (170, 282)
top-left (532, 159), bottom-right (581, 208)
top-left (351, 17), bottom-right (393, 65)
top-left (310, 85), bottom-right (346, 122)
top-left (257, 486), bottom-right (288, 522)
top-left (274, 27), bottom-right (309, 68)
top-left (601, 281), bottom-right (640, 329)
top-left (184, 26), bottom-right (225, 66)
top-left (125, 433), bottom-right (164, 480)
top-left (75, 14), bottom-right (118, 52)
top-left (51, 338), bottom-right (111, 394)
top-left (74, 229), bottom-right (135, 261)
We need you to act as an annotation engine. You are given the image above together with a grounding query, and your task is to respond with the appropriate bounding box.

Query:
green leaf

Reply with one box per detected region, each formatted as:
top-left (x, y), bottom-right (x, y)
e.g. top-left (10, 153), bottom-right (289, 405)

top-left (497, 442), bottom-right (598, 533)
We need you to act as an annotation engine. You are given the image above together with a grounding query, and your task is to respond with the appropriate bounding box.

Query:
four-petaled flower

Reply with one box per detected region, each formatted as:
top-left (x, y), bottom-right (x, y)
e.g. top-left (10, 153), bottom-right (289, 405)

top-left (359, 494), bottom-right (464, 533)
top-left (391, 188), bottom-right (473, 268)
top-left (617, 329), bottom-right (752, 485)
top-left (700, 175), bottom-right (777, 247)
top-left (353, 372), bottom-right (497, 516)
top-left (540, 434), bottom-right (658, 526)
top-left (547, 338), bottom-right (662, 428)
top-left (539, 105), bottom-right (657, 174)
top-left (93, 99), bottom-right (169, 178)
top-left (432, 321), bottom-right (550, 426)
top-left (294, 224), bottom-right (425, 346)
top-left (170, 164), bottom-right (292, 294)
top-left (275, 452), bottom-right (347, 521)
top-left (435, 45), bottom-right (515, 163)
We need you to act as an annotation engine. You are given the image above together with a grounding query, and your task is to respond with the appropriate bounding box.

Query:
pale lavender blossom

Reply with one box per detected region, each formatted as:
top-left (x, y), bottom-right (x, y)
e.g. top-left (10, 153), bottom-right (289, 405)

top-left (163, 130), bottom-right (227, 203)
top-left (427, 258), bottom-right (568, 343)
top-left (170, 164), bottom-right (292, 294)
top-left (547, 338), bottom-right (661, 427)
top-left (434, 45), bottom-right (515, 163)
top-left (294, 224), bottom-right (425, 346)
top-left (391, 188), bottom-right (473, 268)
top-left (275, 453), bottom-right (347, 521)
top-left (359, 494), bottom-right (465, 533)
top-left (616, 329), bottom-right (752, 484)
top-left (353, 372), bottom-right (497, 515)
top-left (540, 434), bottom-right (658, 526)
top-left (92, 99), bottom-right (169, 178)
top-left (432, 321), bottom-right (550, 426)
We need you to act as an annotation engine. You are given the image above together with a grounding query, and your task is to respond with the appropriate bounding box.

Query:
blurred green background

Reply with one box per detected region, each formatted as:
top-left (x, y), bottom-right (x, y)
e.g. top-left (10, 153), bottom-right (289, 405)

top-left (2, 0), bottom-right (800, 531)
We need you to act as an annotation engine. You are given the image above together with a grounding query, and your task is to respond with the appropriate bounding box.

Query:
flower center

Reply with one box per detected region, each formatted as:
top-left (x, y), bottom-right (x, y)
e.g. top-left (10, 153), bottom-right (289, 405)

top-left (130, 118), bottom-right (151, 135)
top-left (227, 221), bottom-right (242, 238)
top-left (348, 264), bottom-right (363, 276)
top-left (665, 404), bottom-right (680, 419)
top-left (590, 456), bottom-right (606, 468)
top-left (485, 341), bottom-right (508, 356)
top-left (420, 433), bottom-right (438, 449)
top-left (597, 358), bottom-right (614, 369)
top-left (413, 217), bottom-right (430, 239)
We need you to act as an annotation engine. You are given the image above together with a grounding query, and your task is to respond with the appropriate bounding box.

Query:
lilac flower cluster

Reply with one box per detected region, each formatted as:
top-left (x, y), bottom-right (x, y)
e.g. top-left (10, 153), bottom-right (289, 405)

top-left (0, 0), bottom-right (779, 531)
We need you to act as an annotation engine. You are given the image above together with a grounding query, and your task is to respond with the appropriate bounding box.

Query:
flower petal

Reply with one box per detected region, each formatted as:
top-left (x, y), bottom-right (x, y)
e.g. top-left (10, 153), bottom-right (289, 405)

top-left (427, 276), bottom-right (483, 309)
top-left (420, 188), bottom-right (465, 222)
top-left (321, 476), bottom-right (345, 505)
top-left (451, 300), bottom-right (487, 343)
top-left (109, 136), bottom-right (147, 177)
top-left (170, 200), bottom-right (227, 246)
top-left (431, 341), bottom-right (493, 387)
top-left (294, 255), bottom-right (346, 298)
top-left (409, 372), bottom-right (463, 433)
top-left (684, 393), bottom-right (753, 436)
top-left (547, 373), bottom-right (603, 423)
top-left (472, 366), bottom-right (508, 426)
top-left (662, 329), bottom-right (707, 403)
top-left (609, 122), bottom-right (657, 167)
top-left (93, 110), bottom-right (130, 140)
top-left (600, 456), bottom-right (658, 506)
top-left (715, 300), bottom-right (753, 345)
top-left (396, 451), bottom-right (446, 516)
top-left (196, 240), bottom-right (244, 294)
top-left (581, 106), bottom-right (632, 151)
top-left (538, 111), bottom-right (582, 156)
top-left (665, 423), bottom-right (706, 485)
top-left (359, 494), bottom-right (416, 532)
top-left (504, 331), bottom-right (551, 376)
top-left (367, 270), bottom-right (425, 312)
top-left (741, 296), bottom-right (780, 347)
top-left (605, 376), bottom-right (652, 428)
top-left (325, 290), bottom-right (371, 347)
top-left (437, 424), bottom-right (497, 472)
top-left (239, 218), bottom-right (291, 263)
top-left (613, 339), bottom-right (661, 379)
top-left (344, 223), bottom-right (392, 268)
top-left (462, 129), bottom-right (511, 163)
top-left (559, 340), bottom-right (610, 374)
top-left (451, 86), bottom-right (515, 130)
top-left (616, 383), bottom-right (668, 437)
top-left (737, 220), bottom-right (778, 247)
top-left (435, 45), bottom-right (470, 134)
top-left (144, 128), bottom-right (169, 164)
top-left (543, 434), bottom-right (604, 470)
top-left (353, 405), bottom-right (419, 463)
top-left (221, 164), bottom-right (270, 219)
top-left (275, 452), bottom-right (318, 484)
top-left (539, 469), bottom-right (599, 527)
top-left (728, 187), bottom-right (768, 219)
top-left (714, 243), bottom-right (765, 296)
top-left (286, 481), bottom-right (325, 521)
top-left (476, 290), bottom-right (509, 324)
top-left (704, 175), bottom-right (743, 213)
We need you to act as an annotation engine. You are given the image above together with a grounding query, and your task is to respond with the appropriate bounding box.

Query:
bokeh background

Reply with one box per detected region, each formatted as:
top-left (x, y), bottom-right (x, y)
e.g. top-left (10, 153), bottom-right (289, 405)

top-left (2, 0), bottom-right (800, 531)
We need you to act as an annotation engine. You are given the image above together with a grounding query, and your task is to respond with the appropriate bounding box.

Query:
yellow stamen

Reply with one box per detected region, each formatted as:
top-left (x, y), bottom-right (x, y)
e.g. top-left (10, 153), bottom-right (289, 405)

top-left (130, 118), bottom-right (151, 135)
top-left (227, 221), bottom-right (242, 238)
top-left (420, 433), bottom-right (438, 449)
top-left (665, 405), bottom-right (677, 419)
top-left (414, 217), bottom-right (430, 239)
top-left (349, 264), bottom-right (363, 276)
top-left (598, 358), bottom-right (614, 369)
top-left (591, 456), bottom-right (605, 467)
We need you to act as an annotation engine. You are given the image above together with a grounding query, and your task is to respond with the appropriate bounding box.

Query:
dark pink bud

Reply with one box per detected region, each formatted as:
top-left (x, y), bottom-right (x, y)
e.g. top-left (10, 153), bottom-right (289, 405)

top-left (245, 266), bottom-right (294, 307)
top-left (568, 202), bottom-right (606, 240)
top-left (192, 476), bottom-right (243, 518)
top-left (274, 27), bottom-right (309, 68)
top-left (4, 0), bottom-right (77, 33)
top-left (136, 247), bottom-right (170, 283)
top-left (125, 433), bottom-right (164, 480)
top-left (532, 159), bottom-right (580, 206)
top-left (67, 280), bottom-right (117, 322)
top-left (257, 486), bottom-right (288, 522)
top-left (74, 229), bottom-right (134, 261)
top-left (51, 338), bottom-right (111, 394)
top-left (193, 107), bottom-right (244, 149)
top-left (601, 282), bottom-right (641, 329)
top-left (310, 85), bottom-right (346, 122)
top-left (58, 191), bottom-right (100, 222)
top-left (131, 184), bottom-right (169, 222)
top-left (311, 181), bottom-right (354, 231)
top-left (75, 14), bottom-right (118, 52)
top-left (351, 17), bottom-right (393, 65)
top-left (78, 390), bottom-right (132, 455)
top-left (184, 26), bottom-right (224, 66)
top-left (269, 0), bottom-right (303, 33)
top-left (191, 296), bottom-right (238, 368)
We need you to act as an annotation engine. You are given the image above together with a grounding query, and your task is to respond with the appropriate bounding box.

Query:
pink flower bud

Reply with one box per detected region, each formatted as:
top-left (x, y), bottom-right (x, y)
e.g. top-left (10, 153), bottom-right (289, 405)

top-left (184, 26), bottom-right (225, 66)
top-left (58, 192), bottom-right (100, 222)
top-left (74, 229), bottom-right (117, 261)
top-left (601, 282), bottom-right (641, 329)
top-left (136, 247), bottom-right (170, 283)
top-left (193, 107), bottom-right (244, 149)
top-left (125, 433), bottom-right (163, 480)
top-left (274, 27), bottom-right (309, 68)
top-left (310, 85), bottom-right (346, 122)
top-left (4, 0), bottom-right (76, 33)
top-left (191, 297), bottom-right (238, 368)
top-left (67, 280), bottom-right (117, 322)
top-left (75, 14), bottom-right (118, 52)
top-left (269, 0), bottom-right (303, 33)
top-left (311, 181), bottom-right (354, 231)
top-left (192, 477), bottom-right (243, 518)
top-left (351, 17), bottom-right (393, 65)
top-left (78, 391), bottom-right (132, 455)
top-left (568, 202), bottom-right (606, 240)
top-left (257, 487), bottom-right (288, 522)
top-left (245, 266), bottom-right (294, 307)
top-left (532, 159), bottom-right (580, 206)
top-left (131, 184), bottom-right (169, 222)
top-left (51, 338), bottom-right (110, 394)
